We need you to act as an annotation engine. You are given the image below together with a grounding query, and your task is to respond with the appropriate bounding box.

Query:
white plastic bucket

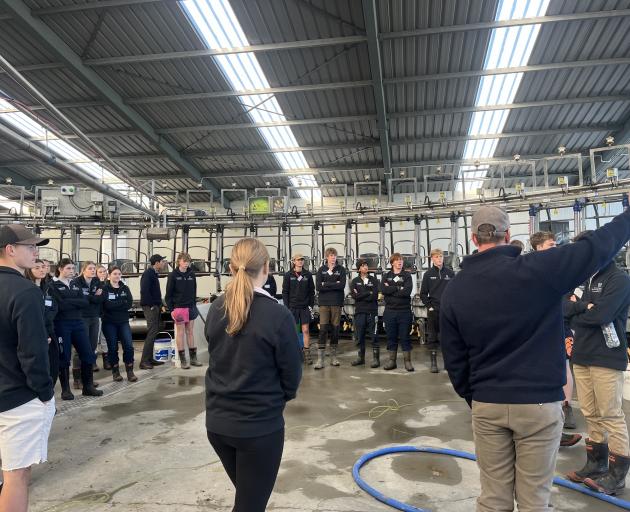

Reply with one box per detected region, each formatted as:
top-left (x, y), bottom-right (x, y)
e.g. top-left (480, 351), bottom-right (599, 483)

top-left (624, 364), bottom-right (630, 402)
top-left (154, 332), bottom-right (175, 363)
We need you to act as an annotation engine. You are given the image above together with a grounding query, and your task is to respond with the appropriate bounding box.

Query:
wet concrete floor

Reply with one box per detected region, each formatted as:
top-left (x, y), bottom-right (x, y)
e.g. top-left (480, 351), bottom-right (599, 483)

top-left (27, 308), bottom-right (630, 511)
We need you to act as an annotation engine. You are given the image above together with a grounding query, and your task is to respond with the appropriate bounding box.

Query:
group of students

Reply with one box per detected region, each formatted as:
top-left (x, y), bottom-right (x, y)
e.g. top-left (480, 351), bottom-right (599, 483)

top-left (280, 246), bottom-right (454, 373)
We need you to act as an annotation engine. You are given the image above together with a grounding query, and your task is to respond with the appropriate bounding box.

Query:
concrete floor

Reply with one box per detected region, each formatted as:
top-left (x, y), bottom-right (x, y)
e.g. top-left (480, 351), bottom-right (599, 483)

top-left (28, 306), bottom-right (629, 511)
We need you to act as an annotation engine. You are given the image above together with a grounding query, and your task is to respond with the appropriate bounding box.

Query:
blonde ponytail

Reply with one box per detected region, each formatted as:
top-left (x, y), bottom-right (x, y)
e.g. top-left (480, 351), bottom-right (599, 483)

top-left (224, 238), bottom-right (269, 336)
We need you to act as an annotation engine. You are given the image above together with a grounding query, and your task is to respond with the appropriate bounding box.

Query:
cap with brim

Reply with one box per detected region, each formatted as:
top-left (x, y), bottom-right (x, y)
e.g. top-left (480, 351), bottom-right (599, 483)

top-left (0, 224), bottom-right (48, 247)
top-left (292, 253), bottom-right (305, 261)
top-left (471, 206), bottom-right (510, 236)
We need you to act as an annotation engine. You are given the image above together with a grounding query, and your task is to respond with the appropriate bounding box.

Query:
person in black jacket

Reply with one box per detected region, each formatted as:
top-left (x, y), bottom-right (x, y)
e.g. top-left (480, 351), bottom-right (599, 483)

top-left (0, 225), bottom-right (54, 512)
top-left (564, 236), bottom-right (630, 495)
top-left (26, 259), bottom-right (61, 387)
top-left (102, 267), bottom-right (137, 382)
top-left (263, 272), bottom-right (277, 297)
top-left (350, 259), bottom-right (380, 368)
top-left (71, 261), bottom-right (106, 385)
top-left (205, 238), bottom-right (302, 512)
top-left (440, 206), bottom-right (630, 510)
top-left (50, 258), bottom-right (102, 400)
top-left (165, 252), bottom-right (201, 369)
top-left (381, 252), bottom-right (414, 371)
top-left (282, 253), bottom-right (315, 364)
top-left (139, 254), bottom-right (167, 369)
top-left (420, 248), bottom-right (454, 373)
top-left (314, 247), bottom-right (346, 369)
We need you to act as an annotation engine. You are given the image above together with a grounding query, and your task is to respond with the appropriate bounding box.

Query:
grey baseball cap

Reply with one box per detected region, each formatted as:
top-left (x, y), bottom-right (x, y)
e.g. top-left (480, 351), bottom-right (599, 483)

top-left (471, 206), bottom-right (510, 235)
top-left (0, 224), bottom-right (48, 247)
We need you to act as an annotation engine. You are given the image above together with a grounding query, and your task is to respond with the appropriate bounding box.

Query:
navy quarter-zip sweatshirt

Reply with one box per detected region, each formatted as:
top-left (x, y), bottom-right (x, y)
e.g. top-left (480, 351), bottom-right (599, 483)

top-left (102, 281), bottom-right (133, 323)
top-left (49, 277), bottom-right (88, 321)
top-left (381, 270), bottom-right (412, 310)
top-left (72, 275), bottom-right (105, 318)
top-left (282, 269), bottom-right (315, 309)
top-left (140, 266), bottom-right (162, 306)
top-left (420, 265), bottom-right (455, 309)
top-left (165, 268), bottom-right (197, 310)
top-left (350, 274), bottom-right (379, 314)
top-left (205, 292), bottom-right (303, 437)
top-left (568, 261), bottom-right (630, 371)
top-left (316, 264), bottom-right (346, 306)
top-left (441, 208), bottom-right (630, 405)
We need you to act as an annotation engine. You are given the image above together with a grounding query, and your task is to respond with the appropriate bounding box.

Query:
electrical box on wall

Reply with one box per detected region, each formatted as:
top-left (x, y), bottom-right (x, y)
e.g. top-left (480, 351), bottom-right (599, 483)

top-left (60, 185), bottom-right (76, 196)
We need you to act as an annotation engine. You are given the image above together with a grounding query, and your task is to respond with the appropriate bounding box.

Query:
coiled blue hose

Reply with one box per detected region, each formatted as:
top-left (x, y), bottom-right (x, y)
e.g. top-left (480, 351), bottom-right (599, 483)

top-left (352, 445), bottom-right (630, 511)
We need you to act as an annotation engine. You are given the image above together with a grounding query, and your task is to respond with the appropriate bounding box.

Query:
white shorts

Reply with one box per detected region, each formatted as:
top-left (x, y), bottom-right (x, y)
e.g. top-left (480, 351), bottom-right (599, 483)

top-left (0, 397), bottom-right (55, 471)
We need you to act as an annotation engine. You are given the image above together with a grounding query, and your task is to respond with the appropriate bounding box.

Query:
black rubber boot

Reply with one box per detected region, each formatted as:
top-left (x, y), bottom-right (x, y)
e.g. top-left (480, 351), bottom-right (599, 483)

top-left (430, 350), bottom-right (439, 373)
top-left (384, 349), bottom-right (397, 371)
top-left (351, 348), bottom-right (365, 366)
top-left (314, 348), bottom-right (325, 370)
top-left (125, 363), bottom-right (138, 382)
top-left (179, 350), bottom-right (190, 370)
top-left (566, 439), bottom-right (609, 483)
top-left (81, 363), bottom-right (103, 396)
top-left (189, 347), bottom-right (203, 367)
top-left (102, 353), bottom-right (112, 371)
top-left (584, 452), bottom-right (630, 495)
top-left (563, 402), bottom-right (576, 429)
top-left (403, 350), bottom-right (414, 372)
top-left (72, 368), bottom-right (82, 389)
top-left (371, 347), bottom-right (380, 368)
top-left (59, 368), bottom-right (74, 401)
top-left (112, 365), bottom-right (123, 382)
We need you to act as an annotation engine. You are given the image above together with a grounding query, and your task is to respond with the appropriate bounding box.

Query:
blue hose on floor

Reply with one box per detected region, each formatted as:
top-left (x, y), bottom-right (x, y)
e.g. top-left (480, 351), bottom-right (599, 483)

top-left (352, 445), bottom-right (630, 511)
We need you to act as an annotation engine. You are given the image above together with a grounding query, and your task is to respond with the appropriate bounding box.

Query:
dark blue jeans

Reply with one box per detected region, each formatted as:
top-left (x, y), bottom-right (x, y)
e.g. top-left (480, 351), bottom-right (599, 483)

top-left (55, 318), bottom-right (96, 367)
top-left (102, 321), bottom-right (135, 366)
top-left (354, 312), bottom-right (379, 349)
top-left (383, 309), bottom-right (413, 352)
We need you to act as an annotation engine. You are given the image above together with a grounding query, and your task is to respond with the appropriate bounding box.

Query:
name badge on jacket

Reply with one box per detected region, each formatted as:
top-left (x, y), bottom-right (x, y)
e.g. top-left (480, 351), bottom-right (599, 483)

top-left (108, 293), bottom-right (116, 300)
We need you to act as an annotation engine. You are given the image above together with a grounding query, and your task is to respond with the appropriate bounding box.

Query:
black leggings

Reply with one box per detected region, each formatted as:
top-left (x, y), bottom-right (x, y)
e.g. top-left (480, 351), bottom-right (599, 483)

top-left (207, 428), bottom-right (284, 512)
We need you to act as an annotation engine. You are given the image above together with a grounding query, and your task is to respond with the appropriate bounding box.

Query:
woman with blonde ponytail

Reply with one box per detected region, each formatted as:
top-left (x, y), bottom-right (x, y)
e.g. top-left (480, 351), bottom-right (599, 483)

top-left (204, 238), bottom-right (302, 512)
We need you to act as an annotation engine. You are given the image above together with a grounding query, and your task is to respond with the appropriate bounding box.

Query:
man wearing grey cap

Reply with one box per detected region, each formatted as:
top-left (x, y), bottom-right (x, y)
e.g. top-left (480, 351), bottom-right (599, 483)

top-left (0, 224), bottom-right (54, 512)
top-left (440, 205), bottom-right (630, 510)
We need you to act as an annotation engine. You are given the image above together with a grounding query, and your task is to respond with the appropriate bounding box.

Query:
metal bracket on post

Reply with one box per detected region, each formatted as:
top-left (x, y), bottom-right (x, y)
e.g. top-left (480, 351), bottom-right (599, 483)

top-left (280, 222), bottom-right (288, 273)
top-left (181, 225), bottom-right (190, 254)
top-left (413, 214), bottom-right (423, 271)
top-left (449, 212), bottom-right (460, 271)
top-left (378, 217), bottom-right (387, 271)
top-left (312, 221), bottom-right (320, 270)
top-left (345, 219), bottom-right (354, 271)
top-left (214, 224), bottom-right (224, 292)
top-left (70, 226), bottom-right (81, 263)
top-left (528, 204), bottom-right (540, 236)
top-left (573, 200), bottom-right (584, 237)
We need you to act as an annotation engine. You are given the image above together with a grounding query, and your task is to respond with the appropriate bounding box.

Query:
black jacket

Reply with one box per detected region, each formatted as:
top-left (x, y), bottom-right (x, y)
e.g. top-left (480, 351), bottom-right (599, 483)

top-left (41, 281), bottom-right (58, 341)
top-left (381, 270), bottom-right (413, 310)
top-left (351, 274), bottom-right (379, 314)
top-left (49, 277), bottom-right (88, 321)
top-left (165, 268), bottom-right (197, 310)
top-left (282, 269), bottom-right (315, 309)
top-left (420, 265), bottom-right (455, 310)
top-left (72, 275), bottom-right (105, 318)
top-left (140, 266), bottom-right (162, 306)
top-left (316, 264), bottom-right (346, 306)
top-left (102, 282), bottom-right (133, 324)
top-left (204, 292), bottom-right (303, 437)
top-left (0, 267), bottom-right (53, 412)
top-left (441, 209), bottom-right (630, 406)
top-left (263, 274), bottom-right (277, 297)
top-left (567, 262), bottom-right (630, 371)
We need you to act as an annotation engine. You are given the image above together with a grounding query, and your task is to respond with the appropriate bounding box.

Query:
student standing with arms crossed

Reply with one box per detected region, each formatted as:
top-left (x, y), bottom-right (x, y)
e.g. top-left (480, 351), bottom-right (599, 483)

top-left (205, 238), bottom-right (302, 512)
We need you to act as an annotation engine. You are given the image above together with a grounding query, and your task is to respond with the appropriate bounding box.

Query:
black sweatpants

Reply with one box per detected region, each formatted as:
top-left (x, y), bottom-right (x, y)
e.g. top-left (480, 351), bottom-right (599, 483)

top-left (141, 305), bottom-right (161, 363)
top-left (207, 428), bottom-right (284, 512)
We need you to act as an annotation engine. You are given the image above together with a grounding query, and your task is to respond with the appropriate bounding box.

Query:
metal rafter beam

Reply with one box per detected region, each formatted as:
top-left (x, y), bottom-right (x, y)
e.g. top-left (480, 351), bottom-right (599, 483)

top-left (362, 0), bottom-right (391, 173)
top-left (0, 0), bottom-right (220, 199)
top-left (32, 0), bottom-right (175, 15)
top-left (0, 167), bottom-right (34, 188)
top-left (381, 9), bottom-right (630, 39)
top-left (83, 36), bottom-right (368, 66)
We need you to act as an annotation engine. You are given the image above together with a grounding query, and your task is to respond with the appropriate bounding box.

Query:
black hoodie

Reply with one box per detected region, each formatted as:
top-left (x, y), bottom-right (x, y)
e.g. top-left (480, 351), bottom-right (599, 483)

top-left (72, 275), bottom-right (105, 318)
top-left (567, 261), bottom-right (630, 371)
top-left (282, 269), bottom-right (315, 309)
top-left (165, 268), bottom-right (197, 310)
top-left (420, 265), bottom-right (455, 309)
top-left (0, 267), bottom-right (53, 412)
top-left (102, 281), bottom-right (133, 324)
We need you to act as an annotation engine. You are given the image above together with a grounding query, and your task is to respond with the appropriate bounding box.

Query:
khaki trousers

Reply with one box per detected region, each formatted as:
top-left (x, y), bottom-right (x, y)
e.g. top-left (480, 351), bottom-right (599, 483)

top-left (472, 401), bottom-right (563, 512)
top-left (573, 364), bottom-right (629, 455)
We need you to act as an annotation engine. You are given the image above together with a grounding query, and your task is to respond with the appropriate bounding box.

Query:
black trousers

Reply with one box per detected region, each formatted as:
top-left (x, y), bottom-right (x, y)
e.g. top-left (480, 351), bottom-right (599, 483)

top-left (354, 312), bottom-right (378, 349)
top-left (49, 335), bottom-right (60, 387)
top-left (207, 428), bottom-right (284, 512)
top-left (141, 305), bottom-right (161, 363)
top-left (426, 307), bottom-right (440, 348)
